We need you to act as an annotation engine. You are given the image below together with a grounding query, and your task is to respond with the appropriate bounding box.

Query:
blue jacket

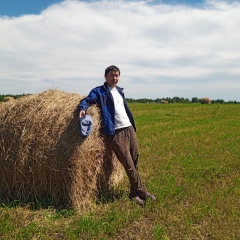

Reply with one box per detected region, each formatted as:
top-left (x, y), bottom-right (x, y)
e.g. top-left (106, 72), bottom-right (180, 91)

top-left (78, 82), bottom-right (136, 135)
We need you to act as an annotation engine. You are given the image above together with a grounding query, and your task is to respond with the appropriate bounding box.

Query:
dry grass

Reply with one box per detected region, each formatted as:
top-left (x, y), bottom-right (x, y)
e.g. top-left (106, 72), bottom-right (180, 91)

top-left (0, 90), bottom-right (124, 211)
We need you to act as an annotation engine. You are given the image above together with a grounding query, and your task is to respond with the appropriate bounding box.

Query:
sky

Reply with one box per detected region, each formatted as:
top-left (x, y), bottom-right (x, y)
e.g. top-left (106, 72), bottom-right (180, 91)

top-left (1, 0), bottom-right (240, 101)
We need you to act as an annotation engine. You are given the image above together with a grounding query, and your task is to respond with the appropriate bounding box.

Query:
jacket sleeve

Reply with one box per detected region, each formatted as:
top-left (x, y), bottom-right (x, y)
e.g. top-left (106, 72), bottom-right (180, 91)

top-left (78, 88), bottom-right (98, 112)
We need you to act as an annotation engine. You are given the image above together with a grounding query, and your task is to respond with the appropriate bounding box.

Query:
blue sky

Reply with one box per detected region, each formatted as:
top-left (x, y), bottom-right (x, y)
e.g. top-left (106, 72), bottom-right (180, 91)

top-left (0, 0), bottom-right (205, 17)
top-left (1, 0), bottom-right (240, 101)
top-left (0, 0), bottom-right (208, 17)
top-left (0, 0), bottom-right (63, 16)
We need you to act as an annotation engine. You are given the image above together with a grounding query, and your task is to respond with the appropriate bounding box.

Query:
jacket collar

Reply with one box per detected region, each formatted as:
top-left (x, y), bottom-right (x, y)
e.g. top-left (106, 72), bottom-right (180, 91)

top-left (103, 82), bottom-right (124, 92)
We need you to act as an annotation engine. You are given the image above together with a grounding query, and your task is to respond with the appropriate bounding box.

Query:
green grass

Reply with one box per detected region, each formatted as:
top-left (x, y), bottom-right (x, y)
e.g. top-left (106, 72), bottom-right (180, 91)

top-left (1, 103), bottom-right (240, 239)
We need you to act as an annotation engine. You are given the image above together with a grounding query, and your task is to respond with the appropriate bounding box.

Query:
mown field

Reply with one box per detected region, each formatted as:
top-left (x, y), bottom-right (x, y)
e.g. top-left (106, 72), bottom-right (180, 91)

top-left (0, 103), bottom-right (240, 239)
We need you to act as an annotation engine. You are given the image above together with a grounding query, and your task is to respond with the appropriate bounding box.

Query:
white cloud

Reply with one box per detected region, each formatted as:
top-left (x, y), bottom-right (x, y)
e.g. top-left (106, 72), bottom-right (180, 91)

top-left (0, 0), bottom-right (240, 101)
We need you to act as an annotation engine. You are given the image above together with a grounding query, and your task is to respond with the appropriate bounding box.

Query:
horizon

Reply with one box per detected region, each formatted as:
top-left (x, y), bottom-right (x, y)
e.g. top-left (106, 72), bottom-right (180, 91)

top-left (0, 92), bottom-right (237, 102)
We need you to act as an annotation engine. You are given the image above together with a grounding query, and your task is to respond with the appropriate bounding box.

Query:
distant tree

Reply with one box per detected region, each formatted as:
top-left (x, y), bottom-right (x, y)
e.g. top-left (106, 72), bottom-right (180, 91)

top-left (165, 97), bottom-right (171, 103)
top-left (216, 99), bottom-right (224, 104)
top-left (192, 97), bottom-right (199, 103)
top-left (126, 98), bottom-right (135, 103)
top-left (172, 97), bottom-right (180, 103)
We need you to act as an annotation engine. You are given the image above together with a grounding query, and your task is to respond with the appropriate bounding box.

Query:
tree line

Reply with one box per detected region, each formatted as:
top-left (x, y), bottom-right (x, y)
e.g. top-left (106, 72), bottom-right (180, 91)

top-left (0, 94), bottom-right (30, 102)
top-left (126, 97), bottom-right (239, 104)
top-left (0, 94), bottom-right (238, 104)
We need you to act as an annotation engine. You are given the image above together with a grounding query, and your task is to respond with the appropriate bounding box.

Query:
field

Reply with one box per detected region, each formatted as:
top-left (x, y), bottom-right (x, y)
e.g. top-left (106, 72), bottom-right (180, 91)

top-left (0, 103), bottom-right (240, 239)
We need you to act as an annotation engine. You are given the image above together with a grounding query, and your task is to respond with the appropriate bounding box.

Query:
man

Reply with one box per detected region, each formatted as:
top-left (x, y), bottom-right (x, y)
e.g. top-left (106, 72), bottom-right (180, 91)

top-left (78, 65), bottom-right (156, 205)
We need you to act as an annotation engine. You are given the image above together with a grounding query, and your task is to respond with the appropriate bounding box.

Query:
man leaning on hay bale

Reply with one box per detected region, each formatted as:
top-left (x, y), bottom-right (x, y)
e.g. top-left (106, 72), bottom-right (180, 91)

top-left (79, 65), bottom-right (156, 206)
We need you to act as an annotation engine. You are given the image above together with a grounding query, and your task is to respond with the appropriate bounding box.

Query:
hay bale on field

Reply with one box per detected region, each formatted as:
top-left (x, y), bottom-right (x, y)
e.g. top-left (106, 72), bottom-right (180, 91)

top-left (3, 96), bottom-right (15, 102)
top-left (0, 90), bottom-right (124, 211)
top-left (201, 98), bottom-right (211, 104)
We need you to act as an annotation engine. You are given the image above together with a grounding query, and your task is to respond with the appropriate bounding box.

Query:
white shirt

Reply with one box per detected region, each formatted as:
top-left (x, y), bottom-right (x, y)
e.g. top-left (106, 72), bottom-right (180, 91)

top-left (108, 87), bottom-right (132, 130)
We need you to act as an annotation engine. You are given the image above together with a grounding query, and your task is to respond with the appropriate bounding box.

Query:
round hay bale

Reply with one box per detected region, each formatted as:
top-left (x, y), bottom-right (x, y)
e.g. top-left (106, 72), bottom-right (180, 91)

top-left (0, 90), bottom-right (124, 211)
top-left (3, 96), bottom-right (15, 102)
top-left (201, 98), bottom-right (211, 104)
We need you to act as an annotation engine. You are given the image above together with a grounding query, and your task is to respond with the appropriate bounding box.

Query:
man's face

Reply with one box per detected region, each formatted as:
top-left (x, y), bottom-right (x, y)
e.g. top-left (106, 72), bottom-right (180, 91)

top-left (105, 70), bottom-right (120, 88)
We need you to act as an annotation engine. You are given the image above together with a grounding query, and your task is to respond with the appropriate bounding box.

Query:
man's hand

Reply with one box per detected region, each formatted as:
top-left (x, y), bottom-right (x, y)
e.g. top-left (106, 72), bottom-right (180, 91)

top-left (79, 110), bottom-right (86, 118)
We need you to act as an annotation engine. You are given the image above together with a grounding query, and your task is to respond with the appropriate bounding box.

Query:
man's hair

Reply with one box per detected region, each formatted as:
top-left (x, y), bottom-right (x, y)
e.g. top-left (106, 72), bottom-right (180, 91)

top-left (105, 65), bottom-right (120, 76)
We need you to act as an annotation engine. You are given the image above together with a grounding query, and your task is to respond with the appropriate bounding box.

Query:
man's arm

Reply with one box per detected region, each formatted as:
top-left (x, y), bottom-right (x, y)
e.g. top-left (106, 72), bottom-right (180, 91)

top-left (78, 89), bottom-right (98, 118)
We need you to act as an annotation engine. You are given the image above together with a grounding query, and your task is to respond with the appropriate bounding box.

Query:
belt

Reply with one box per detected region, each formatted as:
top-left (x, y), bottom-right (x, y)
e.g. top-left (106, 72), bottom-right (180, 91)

top-left (115, 126), bottom-right (130, 134)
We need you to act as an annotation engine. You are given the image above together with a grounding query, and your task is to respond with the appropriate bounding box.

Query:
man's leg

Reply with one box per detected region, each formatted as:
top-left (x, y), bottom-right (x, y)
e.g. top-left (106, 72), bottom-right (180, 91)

top-left (110, 127), bottom-right (147, 200)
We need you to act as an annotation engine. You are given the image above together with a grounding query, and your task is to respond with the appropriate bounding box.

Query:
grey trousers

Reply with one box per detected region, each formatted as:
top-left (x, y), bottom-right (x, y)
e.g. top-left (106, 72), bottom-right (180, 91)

top-left (106, 126), bottom-right (147, 199)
